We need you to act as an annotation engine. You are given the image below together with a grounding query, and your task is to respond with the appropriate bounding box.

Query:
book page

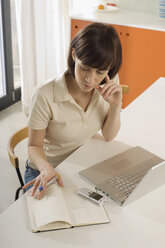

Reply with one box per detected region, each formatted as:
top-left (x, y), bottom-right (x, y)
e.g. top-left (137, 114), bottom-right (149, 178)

top-left (26, 184), bottom-right (71, 230)
top-left (61, 188), bottom-right (110, 227)
top-left (39, 221), bottom-right (70, 232)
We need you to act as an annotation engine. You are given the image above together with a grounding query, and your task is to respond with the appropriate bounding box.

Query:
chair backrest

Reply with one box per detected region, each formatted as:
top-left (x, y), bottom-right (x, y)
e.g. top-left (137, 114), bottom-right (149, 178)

top-left (120, 84), bottom-right (129, 94)
top-left (8, 126), bottom-right (28, 169)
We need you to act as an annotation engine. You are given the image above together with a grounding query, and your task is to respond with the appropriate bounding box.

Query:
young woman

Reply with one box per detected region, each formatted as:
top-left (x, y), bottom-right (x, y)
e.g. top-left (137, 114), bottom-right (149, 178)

top-left (23, 22), bottom-right (122, 199)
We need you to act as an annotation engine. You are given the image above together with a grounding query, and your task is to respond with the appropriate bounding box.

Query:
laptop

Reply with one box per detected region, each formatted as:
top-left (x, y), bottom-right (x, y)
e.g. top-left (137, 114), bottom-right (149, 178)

top-left (79, 146), bottom-right (165, 205)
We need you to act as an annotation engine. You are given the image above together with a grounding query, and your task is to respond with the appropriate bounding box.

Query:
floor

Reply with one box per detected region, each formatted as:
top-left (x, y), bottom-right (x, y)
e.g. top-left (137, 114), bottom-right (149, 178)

top-left (0, 101), bottom-right (28, 213)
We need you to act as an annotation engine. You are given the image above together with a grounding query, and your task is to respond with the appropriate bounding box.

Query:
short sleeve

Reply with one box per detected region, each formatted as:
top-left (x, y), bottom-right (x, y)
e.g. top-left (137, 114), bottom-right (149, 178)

top-left (28, 86), bottom-right (52, 130)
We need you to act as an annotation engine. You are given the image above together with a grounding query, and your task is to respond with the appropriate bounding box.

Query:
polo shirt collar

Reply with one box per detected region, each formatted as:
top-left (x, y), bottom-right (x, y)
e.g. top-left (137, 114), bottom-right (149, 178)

top-left (53, 70), bottom-right (99, 103)
top-left (53, 71), bottom-right (72, 103)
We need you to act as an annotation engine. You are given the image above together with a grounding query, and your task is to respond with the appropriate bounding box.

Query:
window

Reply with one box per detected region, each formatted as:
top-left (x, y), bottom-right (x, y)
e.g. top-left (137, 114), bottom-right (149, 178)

top-left (0, 0), bottom-right (21, 111)
top-left (0, 0), bottom-right (6, 99)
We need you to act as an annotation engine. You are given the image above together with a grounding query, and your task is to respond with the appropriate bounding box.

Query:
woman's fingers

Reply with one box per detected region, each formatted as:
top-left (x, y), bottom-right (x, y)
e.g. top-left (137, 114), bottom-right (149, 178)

top-left (22, 179), bottom-right (36, 189)
top-left (36, 187), bottom-right (44, 199)
top-left (24, 169), bottom-right (64, 199)
top-left (109, 86), bottom-right (122, 96)
top-left (35, 174), bottom-right (63, 199)
top-left (106, 85), bottom-right (122, 98)
top-left (100, 83), bottom-right (111, 94)
top-left (96, 80), bottom-right (122, 105)
top-left (31, 179), bottom-right (41, 196)
top-left (102, 84), bottom-right (117, 98)
top-left (57, 174), bottom-right (64, 187)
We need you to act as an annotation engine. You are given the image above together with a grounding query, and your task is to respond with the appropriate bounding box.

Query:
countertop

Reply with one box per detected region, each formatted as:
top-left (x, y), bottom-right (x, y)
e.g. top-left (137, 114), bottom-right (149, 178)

top-left (70, 9), bottom-right (165, 32)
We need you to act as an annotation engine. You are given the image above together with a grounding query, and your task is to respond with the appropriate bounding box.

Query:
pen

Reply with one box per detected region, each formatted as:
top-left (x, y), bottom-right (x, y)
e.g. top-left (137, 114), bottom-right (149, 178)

top-left (38, 175), bottom-right (58, 192)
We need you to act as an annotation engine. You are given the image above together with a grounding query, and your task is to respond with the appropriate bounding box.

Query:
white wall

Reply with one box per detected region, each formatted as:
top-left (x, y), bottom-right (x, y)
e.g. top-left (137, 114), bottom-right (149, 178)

top-left (71, 0), bottom-right (96, 14)
top-left (118, 0), bottom-right (158, 14)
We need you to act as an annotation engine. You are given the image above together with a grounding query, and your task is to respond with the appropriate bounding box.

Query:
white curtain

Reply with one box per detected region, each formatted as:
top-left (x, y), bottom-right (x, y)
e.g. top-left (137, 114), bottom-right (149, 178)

top-left (15, 0), bottom-right (70, 115)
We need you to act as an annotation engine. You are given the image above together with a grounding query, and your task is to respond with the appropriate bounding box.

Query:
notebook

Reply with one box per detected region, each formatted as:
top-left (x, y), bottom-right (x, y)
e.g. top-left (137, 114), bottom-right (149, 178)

top-left (26, 184), bottom-right (110, 232)
top-left (79, 146), bottom-right (165, 205)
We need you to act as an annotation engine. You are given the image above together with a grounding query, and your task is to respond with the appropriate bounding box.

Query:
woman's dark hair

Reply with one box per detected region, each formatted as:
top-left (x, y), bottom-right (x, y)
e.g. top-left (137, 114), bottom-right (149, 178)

top-left (67, 22), bottom-right (122, 82)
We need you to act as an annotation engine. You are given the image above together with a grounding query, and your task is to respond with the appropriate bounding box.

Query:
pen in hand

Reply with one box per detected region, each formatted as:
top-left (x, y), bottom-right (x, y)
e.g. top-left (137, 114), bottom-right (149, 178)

top-left (38, 175), bottom-right (59, 192)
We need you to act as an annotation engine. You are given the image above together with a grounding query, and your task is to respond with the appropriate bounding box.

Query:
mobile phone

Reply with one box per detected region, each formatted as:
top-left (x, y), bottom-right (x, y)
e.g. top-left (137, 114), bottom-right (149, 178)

top-left (77, 187), bottom-right (107, 206)
top-left (99, 70), bottom-right (111, 85)
top-left (100, 70), bottom-right (113, 85)
top-left (100, 78), bottom-right (106, 85)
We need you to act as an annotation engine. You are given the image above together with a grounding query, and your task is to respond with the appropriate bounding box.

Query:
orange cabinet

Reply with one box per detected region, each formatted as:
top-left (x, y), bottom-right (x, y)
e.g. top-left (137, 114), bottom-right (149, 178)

top-left (71, 19), bottom-right (165, 108)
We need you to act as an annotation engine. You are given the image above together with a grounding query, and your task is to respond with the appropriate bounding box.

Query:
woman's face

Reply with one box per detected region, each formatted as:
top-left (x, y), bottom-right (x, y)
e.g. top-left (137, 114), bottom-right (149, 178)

top-left (73, 56), bottom-right (109, 92)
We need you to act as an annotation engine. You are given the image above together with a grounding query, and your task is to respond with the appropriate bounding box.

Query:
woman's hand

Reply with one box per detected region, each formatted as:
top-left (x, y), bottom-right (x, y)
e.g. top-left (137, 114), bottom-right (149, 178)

top-left (96, 74), bottom-right (122, 106)
top-left (23, 167), bottom-right (63, 199)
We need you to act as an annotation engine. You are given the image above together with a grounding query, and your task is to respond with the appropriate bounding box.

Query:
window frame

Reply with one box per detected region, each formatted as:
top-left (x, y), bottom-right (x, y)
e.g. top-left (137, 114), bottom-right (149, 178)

top-left (0, 0), bottom-right (21, 111)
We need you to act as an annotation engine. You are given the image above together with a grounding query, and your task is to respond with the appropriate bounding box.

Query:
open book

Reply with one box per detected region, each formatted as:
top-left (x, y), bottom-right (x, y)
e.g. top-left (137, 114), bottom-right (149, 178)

top-left (26, 184), bottom-right (110, 232)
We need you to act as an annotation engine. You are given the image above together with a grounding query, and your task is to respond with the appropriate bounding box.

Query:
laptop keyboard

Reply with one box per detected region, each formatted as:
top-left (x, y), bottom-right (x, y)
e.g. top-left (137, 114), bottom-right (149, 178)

top-left (107, 159), bottom-right (155, 197)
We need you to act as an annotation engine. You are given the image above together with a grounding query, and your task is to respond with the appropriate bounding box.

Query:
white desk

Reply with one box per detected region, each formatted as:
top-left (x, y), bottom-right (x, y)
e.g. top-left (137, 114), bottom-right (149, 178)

top-left (1, 77), bottom-right (165, 248)
top-left (117, 76), bottom-right (165, 159)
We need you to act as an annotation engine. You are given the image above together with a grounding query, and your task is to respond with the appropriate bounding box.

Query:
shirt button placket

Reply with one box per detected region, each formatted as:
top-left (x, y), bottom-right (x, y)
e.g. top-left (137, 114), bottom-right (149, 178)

top-left (80, 111), bottom-right (88, 126)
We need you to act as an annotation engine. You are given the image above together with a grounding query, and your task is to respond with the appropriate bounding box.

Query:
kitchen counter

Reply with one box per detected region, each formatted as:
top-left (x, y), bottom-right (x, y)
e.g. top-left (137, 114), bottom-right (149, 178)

top-left (70, 9), bottom-right (165, 32)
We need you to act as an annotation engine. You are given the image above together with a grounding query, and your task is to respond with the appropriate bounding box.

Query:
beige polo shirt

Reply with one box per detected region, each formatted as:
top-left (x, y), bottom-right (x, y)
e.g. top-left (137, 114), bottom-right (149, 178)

top-left (28, 71), bottom-right (111, 169)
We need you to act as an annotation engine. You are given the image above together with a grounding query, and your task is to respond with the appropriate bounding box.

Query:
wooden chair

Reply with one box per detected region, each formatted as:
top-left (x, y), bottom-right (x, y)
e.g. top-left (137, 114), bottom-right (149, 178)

top-left (7, 126), bottom-right (28, 200)
top-left (120, 84), bottom-right (129, 94)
